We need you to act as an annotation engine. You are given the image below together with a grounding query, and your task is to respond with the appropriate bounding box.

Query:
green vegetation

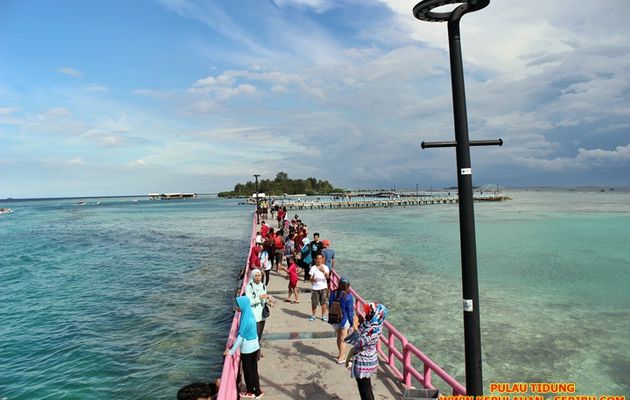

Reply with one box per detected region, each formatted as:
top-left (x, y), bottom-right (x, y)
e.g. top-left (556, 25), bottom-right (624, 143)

top-left (218, 172), bottom-right (344, 197)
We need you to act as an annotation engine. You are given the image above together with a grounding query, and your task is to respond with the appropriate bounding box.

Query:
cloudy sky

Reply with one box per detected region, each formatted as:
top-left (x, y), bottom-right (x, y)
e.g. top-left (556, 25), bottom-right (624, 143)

top-left (1, 0), bottom-right (629, 197)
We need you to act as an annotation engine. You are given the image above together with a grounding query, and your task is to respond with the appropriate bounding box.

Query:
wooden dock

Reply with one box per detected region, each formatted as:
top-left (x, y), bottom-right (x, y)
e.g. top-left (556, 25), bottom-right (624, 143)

top-left (280, 195), bottom-right (510, 210)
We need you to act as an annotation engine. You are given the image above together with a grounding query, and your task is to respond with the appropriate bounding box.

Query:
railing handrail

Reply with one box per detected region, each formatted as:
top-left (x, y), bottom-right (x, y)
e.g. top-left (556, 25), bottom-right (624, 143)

top-left (218, 217), bottom-right (465, 398)
top-left (217, 213), bottom-right (258, 400)
top-left (329, 271), bottom-right (466, 395)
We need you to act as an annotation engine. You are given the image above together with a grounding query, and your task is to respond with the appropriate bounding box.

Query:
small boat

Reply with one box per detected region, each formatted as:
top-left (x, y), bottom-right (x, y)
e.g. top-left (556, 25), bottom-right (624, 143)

top-left (0, 207), bottom-right (13, 214)
top-left (77, 202), bottom-right (87, 206)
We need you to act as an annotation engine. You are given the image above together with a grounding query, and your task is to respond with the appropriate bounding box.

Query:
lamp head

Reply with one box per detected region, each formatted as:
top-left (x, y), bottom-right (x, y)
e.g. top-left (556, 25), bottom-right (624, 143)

top-left (413, 0), bottom-right (489, 23)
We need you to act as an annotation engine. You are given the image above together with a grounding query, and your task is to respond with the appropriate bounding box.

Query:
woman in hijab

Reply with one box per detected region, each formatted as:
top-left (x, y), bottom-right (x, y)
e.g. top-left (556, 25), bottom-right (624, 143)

top-left (344, 302), bottom-right (389, 400)
top-left (223, 296), bottom-right (263, 399)
top-left (245, 269), bottom-right (270, 346)
top-left (300, 237), bottom-right (312, 282)
top-left (249, 243), bottom-right (262, 270)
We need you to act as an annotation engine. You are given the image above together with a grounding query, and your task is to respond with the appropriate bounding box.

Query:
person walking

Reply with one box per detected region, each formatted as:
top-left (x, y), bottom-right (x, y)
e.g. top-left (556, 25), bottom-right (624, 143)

top-left (299, 237), bottom-right (312, 282)
top-left (249, 243), bottom-right (262, 270)
top-left (309, 233), bottom-right (324, 266)
top-left (272, 229), bottom-right (284, 271)
top-left (321, 239), bottom-right (335, 270)
top-left (308, 254), bottom-right (329, 321)
top-left (344, 302), bottom-right (389, 400)
top-left (224, 296), bottom-right (264, 399)
top-left (245, 270), bottom-right (270, 349)
top-left (259, 245), bottom-right (272, 286)
top-left (328, 275), bottom-right (354, 363)
top-left (282, 256), bottom-right (300, 303)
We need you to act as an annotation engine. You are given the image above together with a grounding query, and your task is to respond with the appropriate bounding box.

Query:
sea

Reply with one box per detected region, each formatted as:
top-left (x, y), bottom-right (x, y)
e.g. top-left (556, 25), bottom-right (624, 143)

top-left (1, 189), bottom-right (629, 399)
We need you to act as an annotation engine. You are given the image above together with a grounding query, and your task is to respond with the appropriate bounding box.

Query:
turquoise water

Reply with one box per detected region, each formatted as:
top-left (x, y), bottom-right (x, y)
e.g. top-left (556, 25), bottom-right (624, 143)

top-left (294, 190), bottom-right (630, 395)
top-left (0, 198), bottom-right (249, 399)
top-left (1, 190), bottom-right (629, 398)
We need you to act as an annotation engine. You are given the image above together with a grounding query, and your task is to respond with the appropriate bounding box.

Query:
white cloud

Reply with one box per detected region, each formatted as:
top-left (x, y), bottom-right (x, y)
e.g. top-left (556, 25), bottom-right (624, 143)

top-left (271, 84), bottom-right (288, 94)
top-left (577, 144), bottom-right (630, 165)
top-left (0, 107), bottom-right (20, 115)
top-left (272, 0), bottom-right (335, 13)
top-left (42, 107), bottom-right (71, 118)
top-left (66, 158), bottom-right (86, 166)
top-left (128, 159), bottom-right (146, 168)
top-left (56, 67), bottom-right (83, 78)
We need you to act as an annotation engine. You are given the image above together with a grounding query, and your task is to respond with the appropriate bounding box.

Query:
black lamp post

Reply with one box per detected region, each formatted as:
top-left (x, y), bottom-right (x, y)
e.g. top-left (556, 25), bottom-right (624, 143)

top-left (413, 0), bottom-right (501, 396)
top-left (253, 174), bottom-right (261, 225)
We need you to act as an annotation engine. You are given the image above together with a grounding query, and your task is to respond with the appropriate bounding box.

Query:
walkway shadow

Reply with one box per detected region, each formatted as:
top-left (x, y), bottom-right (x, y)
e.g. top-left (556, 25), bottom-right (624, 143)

top-left (281, 307), bottom-right (311, 319)
top-left (292, 341), bottom-right (334, 363)
top-left (260, 376), bottom-right (342, 400)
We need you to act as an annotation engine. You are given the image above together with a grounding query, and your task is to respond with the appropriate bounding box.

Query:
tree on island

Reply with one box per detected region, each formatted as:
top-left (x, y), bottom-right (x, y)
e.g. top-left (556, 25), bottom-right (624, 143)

top-left (218, 172), bottom-right (344, 197)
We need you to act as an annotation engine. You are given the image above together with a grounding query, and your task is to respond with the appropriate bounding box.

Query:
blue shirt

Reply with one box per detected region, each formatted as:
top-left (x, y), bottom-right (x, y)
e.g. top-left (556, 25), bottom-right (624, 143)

top-left (328, 290), bottom-right (354, 327)
top-left (322, 248), bottom-right (335, 268)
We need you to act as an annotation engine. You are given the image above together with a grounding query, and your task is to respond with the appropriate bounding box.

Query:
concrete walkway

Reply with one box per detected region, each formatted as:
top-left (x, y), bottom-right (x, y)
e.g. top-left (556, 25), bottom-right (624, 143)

top-left (255, 268), bottom-right (406, 399)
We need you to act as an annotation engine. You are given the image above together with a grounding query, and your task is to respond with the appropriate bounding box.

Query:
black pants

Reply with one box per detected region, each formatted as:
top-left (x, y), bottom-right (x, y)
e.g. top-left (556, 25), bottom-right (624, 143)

top-left (273, 250), bottom-right (283, 269)
top-left (356, 377), bottom-right (374, 400)
top-left (299, 260), bottom-right (310, 281)
top-left (241, 351), bottom-right (262, 396)
top-left (256, 320), bottom-right (266, 360)
top-left (257, 320), bottom-right (266, 341)
top-left (263, 269), bottom-right (270, 286)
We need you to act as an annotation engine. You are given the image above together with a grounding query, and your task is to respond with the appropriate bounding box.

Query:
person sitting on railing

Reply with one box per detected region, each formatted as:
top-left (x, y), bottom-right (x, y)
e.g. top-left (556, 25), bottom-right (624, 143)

top-left (223, 296), bottom-right (264, 399)
top-left (344, 302), bottom-right (389, 400)
top-left (328, 275), bottom-right (354, 364)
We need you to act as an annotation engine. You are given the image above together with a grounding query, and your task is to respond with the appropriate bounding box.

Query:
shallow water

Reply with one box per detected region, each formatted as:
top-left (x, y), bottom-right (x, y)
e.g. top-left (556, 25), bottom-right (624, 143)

top-left (1, 190), bottom-right (629, 398)
top-left (0, 198), bottom-right (248, 399)
top-left (293, 189), bottom-right (630, 395)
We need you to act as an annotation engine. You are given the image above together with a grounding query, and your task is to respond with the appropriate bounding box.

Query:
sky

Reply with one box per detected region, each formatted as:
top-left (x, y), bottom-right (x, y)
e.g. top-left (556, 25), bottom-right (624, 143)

top-left (1, 0), bottom-right (629, 198)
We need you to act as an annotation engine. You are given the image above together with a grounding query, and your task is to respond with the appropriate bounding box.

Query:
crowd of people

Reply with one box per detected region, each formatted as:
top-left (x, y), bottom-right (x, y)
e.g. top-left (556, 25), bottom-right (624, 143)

top-left (179, 207), bottom-right (388, 400)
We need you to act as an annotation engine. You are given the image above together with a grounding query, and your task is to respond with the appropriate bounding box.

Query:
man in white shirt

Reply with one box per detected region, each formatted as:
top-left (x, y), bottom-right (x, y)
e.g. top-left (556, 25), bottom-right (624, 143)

top-left (308, 254), bottom-right (330, 321)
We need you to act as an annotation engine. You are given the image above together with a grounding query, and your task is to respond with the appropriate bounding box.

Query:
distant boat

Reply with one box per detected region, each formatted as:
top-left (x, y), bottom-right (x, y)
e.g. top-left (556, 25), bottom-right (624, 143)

top-left (77, 202), bottom-right (87, 206)
top-left (0, 207), bottom-right (13, 214)
top-left (96, 201), bottom-right (101, 205)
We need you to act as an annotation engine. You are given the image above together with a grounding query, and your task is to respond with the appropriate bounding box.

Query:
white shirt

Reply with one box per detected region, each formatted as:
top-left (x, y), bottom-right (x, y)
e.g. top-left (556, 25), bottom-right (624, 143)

top-left (260, 251), bottom-right (272, 271)
top-left (255, 234), bottom-right (263, 244)
top-left (309, 264), bottom-right (330, 290)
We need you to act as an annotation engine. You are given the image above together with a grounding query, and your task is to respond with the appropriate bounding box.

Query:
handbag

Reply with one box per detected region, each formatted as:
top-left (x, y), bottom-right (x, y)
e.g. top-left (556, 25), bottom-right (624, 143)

top-left (262, 303), bottom-right (271, 318)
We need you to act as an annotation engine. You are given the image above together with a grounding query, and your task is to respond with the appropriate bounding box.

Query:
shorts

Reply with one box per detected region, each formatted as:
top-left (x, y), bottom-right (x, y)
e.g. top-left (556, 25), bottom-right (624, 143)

top-left (332, 320), bottom-right (350, 330)
top-left (311, 288), bottom-right (329, 308)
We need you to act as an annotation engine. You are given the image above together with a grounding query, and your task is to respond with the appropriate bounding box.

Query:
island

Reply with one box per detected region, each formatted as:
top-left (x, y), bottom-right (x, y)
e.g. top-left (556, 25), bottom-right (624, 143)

top-left (217, 172), bottom-right (344, 197)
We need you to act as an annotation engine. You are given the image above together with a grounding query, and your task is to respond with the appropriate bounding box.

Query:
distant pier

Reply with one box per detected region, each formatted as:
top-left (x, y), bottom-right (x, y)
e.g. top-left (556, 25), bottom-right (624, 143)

top-left (279, 194), bottom-right (511, 210)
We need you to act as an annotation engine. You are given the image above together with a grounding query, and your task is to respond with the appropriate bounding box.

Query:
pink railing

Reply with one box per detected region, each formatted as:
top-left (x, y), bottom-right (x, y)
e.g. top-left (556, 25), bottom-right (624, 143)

top-left (217, 213), bottom-right (258, 400)
top-left (218, 214), bottom-right (465, 398)
top-left (329, 272), bottom-right (467, 395)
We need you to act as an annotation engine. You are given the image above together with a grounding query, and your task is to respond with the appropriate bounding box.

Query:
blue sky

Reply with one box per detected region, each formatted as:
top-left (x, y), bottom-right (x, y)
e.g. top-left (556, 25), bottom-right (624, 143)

top-left (1, 0), bottom-right (629, 197)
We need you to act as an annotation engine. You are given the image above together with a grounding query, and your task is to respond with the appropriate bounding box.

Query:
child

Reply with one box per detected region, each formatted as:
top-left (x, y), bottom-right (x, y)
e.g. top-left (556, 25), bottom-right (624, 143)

top-left (282, 256), bottom-right (300, 303)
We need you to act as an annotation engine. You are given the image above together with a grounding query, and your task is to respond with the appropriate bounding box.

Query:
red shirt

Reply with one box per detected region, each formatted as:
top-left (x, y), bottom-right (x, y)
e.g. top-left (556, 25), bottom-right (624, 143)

top-left (287, 262), bottom-right (298, 285)
top-left (249, 246), bottom-right (261, 268)
top-left (261, 224), bottom-right (270, 238)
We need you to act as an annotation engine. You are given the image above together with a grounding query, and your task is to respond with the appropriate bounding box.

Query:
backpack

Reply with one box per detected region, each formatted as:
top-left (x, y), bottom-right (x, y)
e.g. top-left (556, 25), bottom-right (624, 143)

top-left (274, 235), bottom-right (284, 250)
top-left (328, 291), bottom-right (345, 325)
